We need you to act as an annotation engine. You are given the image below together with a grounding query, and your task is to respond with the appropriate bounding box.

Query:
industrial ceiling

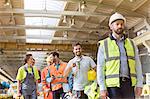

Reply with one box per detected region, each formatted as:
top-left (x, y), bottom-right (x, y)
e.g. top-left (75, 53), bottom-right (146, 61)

top-left (0, 0), bottom-right (150, 81)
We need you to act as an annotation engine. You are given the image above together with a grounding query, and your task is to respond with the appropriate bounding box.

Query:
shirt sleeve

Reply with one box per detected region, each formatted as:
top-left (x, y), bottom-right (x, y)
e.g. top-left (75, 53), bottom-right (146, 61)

top-left (65, 60), bottom-right (72, 71)
top-left (97, 45), bottom-right (107, 91)
top-left (134, 44), bottom-right (143, 87)
top-left (41, 68), bottom-right (49, 89)
top-left (64, 60), bottom-right (74, 78)
top-left (33, 67), bottom-right (40, 80)
top-left (89, 57), bottom-right (96, 68)
top-left (16, 67), bottom-right (23, 81)
top-left (41, 68), bottom-right (46, 84)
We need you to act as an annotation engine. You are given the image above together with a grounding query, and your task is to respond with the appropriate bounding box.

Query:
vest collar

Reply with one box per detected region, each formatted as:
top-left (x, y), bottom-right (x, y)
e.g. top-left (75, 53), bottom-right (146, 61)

top-left (54, 60), bottom-right (61, 66)
top-left (24, 63), bottom-right (32, 68)
top-left (54, 63), bottom-right (60, 66)
top-left (110, 33), bottom-right (127, 41)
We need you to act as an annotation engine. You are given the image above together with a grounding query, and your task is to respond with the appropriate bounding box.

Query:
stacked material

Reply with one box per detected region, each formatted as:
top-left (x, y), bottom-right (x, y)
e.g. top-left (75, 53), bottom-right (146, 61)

top-left (0, 94), bottom-right (13, 99)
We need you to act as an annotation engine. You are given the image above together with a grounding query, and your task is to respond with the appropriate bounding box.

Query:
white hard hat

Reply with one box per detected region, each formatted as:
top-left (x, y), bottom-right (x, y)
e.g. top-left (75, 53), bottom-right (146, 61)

top-left (109, 12), bottom-right (126, 26)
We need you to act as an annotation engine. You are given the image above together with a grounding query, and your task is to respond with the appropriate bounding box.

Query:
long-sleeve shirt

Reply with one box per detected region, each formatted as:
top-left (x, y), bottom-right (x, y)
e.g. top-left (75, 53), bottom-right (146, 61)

top-left (97, 37), bottom-right (143, 91)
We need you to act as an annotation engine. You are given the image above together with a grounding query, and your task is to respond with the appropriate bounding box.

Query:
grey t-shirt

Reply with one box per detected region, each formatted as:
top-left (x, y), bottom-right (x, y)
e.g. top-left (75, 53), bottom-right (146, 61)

top-left (66, 55), bottom-right (96, 91)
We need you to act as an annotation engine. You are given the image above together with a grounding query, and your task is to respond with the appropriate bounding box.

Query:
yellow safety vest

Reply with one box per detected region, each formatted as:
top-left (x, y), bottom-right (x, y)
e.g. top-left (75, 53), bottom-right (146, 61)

top-left (84, 81), bottom-right (100, 99)
top-left (99, 37), bottom-right (137, 87)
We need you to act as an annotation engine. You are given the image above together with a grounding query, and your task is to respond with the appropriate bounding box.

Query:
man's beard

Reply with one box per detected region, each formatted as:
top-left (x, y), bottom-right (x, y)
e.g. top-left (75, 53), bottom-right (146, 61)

top-left (53, 59), bottom-right (56, 63)
top-left (115, 28), bottom-right (124, 34)
top-left (76, 52), bottom-right (81, 56)
top-left (47, 62), bottom-right (52, 66)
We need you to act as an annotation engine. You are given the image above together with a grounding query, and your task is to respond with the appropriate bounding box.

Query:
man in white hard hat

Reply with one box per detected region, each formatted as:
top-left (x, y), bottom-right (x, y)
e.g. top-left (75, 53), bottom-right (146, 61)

top-left (97, 12), bottom-right (143, 99)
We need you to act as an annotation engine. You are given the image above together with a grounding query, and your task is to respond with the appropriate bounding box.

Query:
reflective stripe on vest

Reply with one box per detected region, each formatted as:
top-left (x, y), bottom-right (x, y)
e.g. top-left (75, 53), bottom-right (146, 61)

top-left (100, 37), bottom-right (137, 87)
top-left (49, 63), bottom-right (67, 91)
top-left (51, 82), bottom-right (62, 91)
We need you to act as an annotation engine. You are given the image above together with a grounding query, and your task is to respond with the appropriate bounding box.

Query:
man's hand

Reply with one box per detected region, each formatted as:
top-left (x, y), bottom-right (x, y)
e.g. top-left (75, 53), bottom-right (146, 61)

top-left (37, 91), bottom-right (40, 96)
top-left (51, 75), bottom-right (56, 81)
top-left (135, 87), bottom-right (142, 96)
top-left (17, 92), bottom-right (21, 97)
top-left (100, 90), bottom-right (108, 99)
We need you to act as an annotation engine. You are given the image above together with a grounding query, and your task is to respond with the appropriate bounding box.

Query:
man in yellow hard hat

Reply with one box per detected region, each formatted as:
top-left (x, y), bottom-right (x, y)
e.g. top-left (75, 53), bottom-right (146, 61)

top-left (97, 12), bottom-right (143, 99)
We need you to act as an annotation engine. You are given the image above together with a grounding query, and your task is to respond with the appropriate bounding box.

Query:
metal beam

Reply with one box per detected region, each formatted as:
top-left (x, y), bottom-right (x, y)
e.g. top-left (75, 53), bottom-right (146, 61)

top-left (0, 9), bottom-right (110, 17)
top-left (144, 19), bottom-right (150, 31)
top-left (0, 72), bottom-right (13, 82)
top-left (0, 25), bottom-right (101, 31)
top-left (0, 54), bottom-right (24, 58)
top-left (143, 40), bottom-right (150, 53)
top-left (0, 36), bottom-right (26, 40)
top-left (3, 50), bottom-right (27, 53)
top-left (0, 58), bottom-right (24, 61)
top-left (0, 8), bottom-right (143, 18)
top-left (0, 68), bottom-right (14, 81)
top-left (51, 0), bottom-right (144, 18)
top-left (133, 19), bottom-right (145, 33)
top-left (0, 14), bottom-right (60, 18)
top-left (132, 0), bottom-right (148, 11)
top-left (0, 35), bottom-right (98, 41)
top-left (29, 37), bottom-right (97, 41)
top-left (133, 31), bottom-right (150, 45)
top-left (0, 42), bottom-right (97, 52)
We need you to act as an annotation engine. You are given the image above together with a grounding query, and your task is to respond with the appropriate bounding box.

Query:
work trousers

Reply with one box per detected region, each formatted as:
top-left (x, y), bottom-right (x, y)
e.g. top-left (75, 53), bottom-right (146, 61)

top-left (107, 77), bottom-right (135, 99)
top-left (52, 88), bottom-right (65, 99)
top-left (73, 90), bottom-right (88, 99)
top-left (22, 89), bottom-right (37, 99)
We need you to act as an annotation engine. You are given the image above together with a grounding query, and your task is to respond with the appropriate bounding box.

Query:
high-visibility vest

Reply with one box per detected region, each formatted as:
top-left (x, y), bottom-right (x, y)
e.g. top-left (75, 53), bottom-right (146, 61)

top-left (49, 63), bottom-right (67, 91)
top-left (84, 81), bottom-right (100, 99)
top-left (41, 67), bottom-right (51, 90)
top-left (99, 37), bottom-right (137, 87)
top-left (41, 67), bottom-right (53, 99)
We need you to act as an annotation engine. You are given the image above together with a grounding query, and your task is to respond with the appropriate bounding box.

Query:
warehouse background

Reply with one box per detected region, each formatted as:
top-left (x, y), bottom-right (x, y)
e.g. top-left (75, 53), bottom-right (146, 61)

top-left (0, 0), bottom-right (150, 82)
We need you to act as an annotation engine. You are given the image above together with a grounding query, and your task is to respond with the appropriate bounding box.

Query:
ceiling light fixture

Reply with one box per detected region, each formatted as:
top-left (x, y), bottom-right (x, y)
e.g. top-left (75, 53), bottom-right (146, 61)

top-left (62, 16), bottom-right (67, 23)
top-left (80, 1), bottom-right (87, 12)
top-left (71, 18), bottom-right (75, 26)
top-left (4, 0), bottom-right (10, 6)
top-left (129, 0), bottom-right (133, 2)
top-left (63, 31), bottom-right (68, 38)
